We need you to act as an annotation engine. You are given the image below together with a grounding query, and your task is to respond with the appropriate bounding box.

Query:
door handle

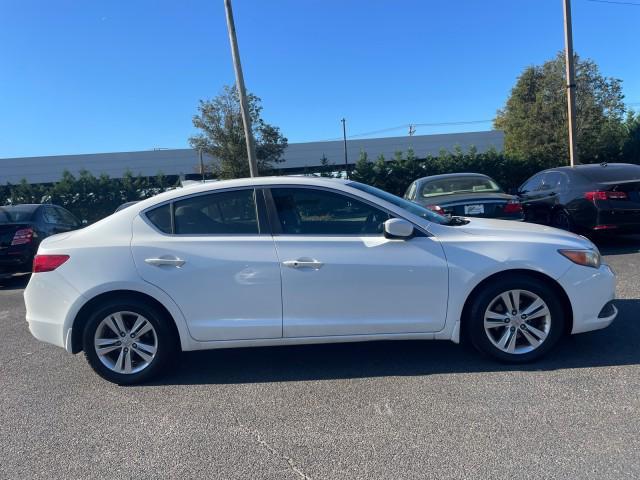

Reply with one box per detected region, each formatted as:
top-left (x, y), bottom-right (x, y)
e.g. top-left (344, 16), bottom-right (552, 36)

top-left (282, 259), bottom-right (324, 269)
top-left (145, 257), bottom-right (186, 267)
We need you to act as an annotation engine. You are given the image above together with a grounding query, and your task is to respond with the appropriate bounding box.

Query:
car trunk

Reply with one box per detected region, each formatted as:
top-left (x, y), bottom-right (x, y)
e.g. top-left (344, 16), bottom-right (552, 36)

top-left (0, 223), bottom-right (31, 253)
top-left (596, 180), bottom-right (640, 228)
top-left (419, 193), bottom-right (519, 218)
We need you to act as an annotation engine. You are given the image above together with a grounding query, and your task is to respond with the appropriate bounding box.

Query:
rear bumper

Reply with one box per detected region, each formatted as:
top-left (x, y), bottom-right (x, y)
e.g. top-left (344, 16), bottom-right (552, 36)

top-left (0, 252), bottom-right (32, 273)
top-left (594, 209), bottom-right (640, 232)
top-left (24, 270), bottom-right (84, 352)
top-left (558, 263), bottom-right (617, 334)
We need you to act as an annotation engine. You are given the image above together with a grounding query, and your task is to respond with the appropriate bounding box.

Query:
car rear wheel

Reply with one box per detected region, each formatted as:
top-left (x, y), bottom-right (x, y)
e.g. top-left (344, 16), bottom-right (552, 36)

top-left (467, 275), bottom-right (565, 363)
top-left (82, 299), bottom-right (174, 384)
top-left (551, 209), bottom-right (573, 232)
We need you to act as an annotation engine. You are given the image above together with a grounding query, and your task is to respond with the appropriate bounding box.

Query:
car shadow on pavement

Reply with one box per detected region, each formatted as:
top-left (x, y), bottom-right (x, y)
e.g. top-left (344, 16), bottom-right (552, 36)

top-left (0, 274), bottom-right (30, 291)
top-left (146, 298), bottom-right (640, 386)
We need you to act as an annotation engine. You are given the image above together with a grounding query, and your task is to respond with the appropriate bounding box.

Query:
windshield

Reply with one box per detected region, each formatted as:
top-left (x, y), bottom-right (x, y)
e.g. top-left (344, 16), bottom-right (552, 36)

top-left (420, 176), bottom-right (501, 197)
top-left (348, 182), bottom-right (449, 225)
top-left (0, 205), bottom-right (37, 223)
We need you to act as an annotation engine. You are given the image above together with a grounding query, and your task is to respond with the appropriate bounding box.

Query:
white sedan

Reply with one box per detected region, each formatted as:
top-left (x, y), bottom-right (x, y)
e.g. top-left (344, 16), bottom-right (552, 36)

top-left (25, 177), bottom-right (617, 384)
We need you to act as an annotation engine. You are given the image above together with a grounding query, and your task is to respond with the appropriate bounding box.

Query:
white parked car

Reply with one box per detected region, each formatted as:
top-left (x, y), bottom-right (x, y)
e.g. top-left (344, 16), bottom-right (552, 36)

top-left (25, 177), bottom-right (617, 384)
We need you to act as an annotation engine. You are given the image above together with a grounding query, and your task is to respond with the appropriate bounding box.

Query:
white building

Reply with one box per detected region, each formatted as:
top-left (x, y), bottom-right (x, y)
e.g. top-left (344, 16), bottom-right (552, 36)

top-left (0, 130), bottom-right (504, 185)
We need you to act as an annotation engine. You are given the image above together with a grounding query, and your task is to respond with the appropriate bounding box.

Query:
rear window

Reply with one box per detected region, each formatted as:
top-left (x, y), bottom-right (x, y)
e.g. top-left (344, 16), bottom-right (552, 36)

top-left (419, 176), bottom-right (502, 197)
top-left (0, 206), bottom-right (36, 223)
top-left (578, 165), bottom-right (640, 183)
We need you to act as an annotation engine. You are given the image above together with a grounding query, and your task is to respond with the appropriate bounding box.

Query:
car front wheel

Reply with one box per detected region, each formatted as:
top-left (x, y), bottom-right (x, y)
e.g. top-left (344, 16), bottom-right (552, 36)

top-left (82, 298), bottom-right (174, 384)
top-left (467, 275), bottom-right (565, 363)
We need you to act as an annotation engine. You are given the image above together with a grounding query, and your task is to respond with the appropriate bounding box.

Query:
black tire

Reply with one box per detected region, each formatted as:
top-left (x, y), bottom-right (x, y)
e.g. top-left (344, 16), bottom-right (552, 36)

top-left (467, 274), bottom-right (565, 363)
top-left (82, 298), bottom-right (175, 385)
top-left (551, 209), bottom-right (573, 232)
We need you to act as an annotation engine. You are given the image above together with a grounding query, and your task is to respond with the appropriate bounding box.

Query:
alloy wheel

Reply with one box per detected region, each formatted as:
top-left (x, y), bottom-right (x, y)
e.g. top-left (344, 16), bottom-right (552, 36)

top-left (93, 311), bottom-right (158, 374)
top-left (483, 289), bottom-right (551, 355)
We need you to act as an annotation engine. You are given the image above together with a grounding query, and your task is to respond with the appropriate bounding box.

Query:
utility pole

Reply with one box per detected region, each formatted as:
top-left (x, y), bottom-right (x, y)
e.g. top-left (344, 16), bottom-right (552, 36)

top-left (341, 118), bottom-right (348, 179)
top-left (223, 0), bottom-right (259, 177)
top-left (199, 148), bottom-right (205, 181)
top-left (563, 0), bottom-right (578, 167)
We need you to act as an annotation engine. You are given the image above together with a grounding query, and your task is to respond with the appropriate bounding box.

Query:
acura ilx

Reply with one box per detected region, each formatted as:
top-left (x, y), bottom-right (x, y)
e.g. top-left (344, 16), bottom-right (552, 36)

top-left (24, 177), bottom-right (617, 384)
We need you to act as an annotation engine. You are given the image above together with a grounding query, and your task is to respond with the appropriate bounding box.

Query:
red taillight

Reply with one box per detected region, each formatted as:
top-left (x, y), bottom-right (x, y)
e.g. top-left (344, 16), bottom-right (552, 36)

top-left (32, 255), bottom-right (69, 273)
top-left (593, 224), bottom-right (618, 231)
top-left (11, 227), bottom-right (34, 246)
top-left (427, 205), bottom-right (444, 214)
top-left (503, 199), bottom-right (523, 214)
top-left (585, 191), bottom-right (627, 202)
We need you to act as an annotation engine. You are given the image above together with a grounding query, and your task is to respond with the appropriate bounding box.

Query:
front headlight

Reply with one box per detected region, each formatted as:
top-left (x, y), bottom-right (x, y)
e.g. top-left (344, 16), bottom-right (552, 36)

top-left (558, 249), bottom-right (601, 269)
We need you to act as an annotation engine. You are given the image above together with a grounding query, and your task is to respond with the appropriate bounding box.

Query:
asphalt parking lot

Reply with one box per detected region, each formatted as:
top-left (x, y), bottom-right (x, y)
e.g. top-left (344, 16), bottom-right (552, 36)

top-left (1, 236), bottom-right (639, 480)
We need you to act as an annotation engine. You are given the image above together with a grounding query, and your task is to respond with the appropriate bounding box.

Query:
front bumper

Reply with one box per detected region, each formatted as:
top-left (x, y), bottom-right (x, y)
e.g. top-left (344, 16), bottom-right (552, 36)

top-left (558, 262), bottom-right (617, 334)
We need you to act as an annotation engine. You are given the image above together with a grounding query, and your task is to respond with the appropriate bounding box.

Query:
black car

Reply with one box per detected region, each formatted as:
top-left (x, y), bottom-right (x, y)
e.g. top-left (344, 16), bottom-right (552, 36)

top-left (518, 163), bottom-right (640, 233)
top-left (0, 204), bottom-right (81, 275)
top-left (404, 173), bottom-right (524, 220)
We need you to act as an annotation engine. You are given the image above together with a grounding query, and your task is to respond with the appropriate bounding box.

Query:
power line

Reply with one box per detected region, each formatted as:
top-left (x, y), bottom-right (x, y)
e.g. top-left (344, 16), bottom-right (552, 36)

top-left (320, 119), bottom-right (493, 141)
top-left (586, 0), bottom-right (640, 6)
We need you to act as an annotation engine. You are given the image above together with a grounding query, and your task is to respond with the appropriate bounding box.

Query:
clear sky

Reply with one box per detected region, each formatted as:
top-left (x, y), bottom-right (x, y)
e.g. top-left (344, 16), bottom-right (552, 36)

top-left (1, 0), bottom-right (639, 158)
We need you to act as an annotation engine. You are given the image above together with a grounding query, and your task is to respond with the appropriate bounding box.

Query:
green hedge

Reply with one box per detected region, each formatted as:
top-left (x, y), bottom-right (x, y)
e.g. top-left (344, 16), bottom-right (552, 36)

top-left (2, 149), bottom-right (632, 224)
top-left (0, 170), bottom-right (178, 224)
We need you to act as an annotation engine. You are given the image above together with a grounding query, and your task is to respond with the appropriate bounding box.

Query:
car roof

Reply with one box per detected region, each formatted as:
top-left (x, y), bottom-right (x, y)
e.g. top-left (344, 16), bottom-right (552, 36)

top-left (0, 204), bottom-right (41, 210)
top-left (546, 163), bottom-right (639, 173)
top-left (414, 172), bottom-right (492, 184)
top-left (544, 163), bottom-right (640, 181)
top-left (131, 176), bottom-right (352, 211)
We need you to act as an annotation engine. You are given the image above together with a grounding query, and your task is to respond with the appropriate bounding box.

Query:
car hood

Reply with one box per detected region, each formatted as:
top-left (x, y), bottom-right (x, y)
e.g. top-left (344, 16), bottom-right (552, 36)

top-left (454, 217), bottom-right (594, 249)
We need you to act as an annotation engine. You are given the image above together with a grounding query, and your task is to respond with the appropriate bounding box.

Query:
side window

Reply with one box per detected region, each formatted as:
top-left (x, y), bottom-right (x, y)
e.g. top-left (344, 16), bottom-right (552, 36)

top-left (174, 189), bottom-right (259, 235)
top-left (56, 208), bottom-right (79, 227)
top-left (42, 206), bottom-right (62, 224)
top-left (558, 173), bottom-right (569, 192)
top-left (270, 188), bottom-right (391, 235)
top-left (519, 174), bottom-right (543, 194)
top-left (146, 204), bottom-right (172, 234)
top-left (540, 172), bottom-right (561, 191)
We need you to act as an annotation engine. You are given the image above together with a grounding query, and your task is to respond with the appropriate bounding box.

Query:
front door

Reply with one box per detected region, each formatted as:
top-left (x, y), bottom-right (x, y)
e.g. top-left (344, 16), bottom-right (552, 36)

top-left (131, 188), bottom-right (282, 342)
top-left (267, 187), bottom-right (449, 338)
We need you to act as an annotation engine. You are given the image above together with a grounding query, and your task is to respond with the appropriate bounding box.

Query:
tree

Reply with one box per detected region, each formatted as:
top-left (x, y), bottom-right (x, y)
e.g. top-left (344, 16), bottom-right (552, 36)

top-left (494, 52), bottom-right (628, 164)
top-left (189, 85), bottom-right (288, 179)
top-left (622, 111), bottom-right (640, 163)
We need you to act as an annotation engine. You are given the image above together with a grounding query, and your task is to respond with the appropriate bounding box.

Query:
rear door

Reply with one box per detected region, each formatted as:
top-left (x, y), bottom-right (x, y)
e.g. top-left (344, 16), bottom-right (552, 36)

top-left (518, 173), bottom-right (546, 222)
top-left (266, 186), bottom-right (449, 338)
top-left (131, 188), bottom-right (283, 342)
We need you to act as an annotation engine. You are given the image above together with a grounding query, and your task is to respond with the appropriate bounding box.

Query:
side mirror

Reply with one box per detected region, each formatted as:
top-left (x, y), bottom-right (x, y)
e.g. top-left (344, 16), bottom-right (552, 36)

top-left (384, 218), bottom-right (414, 239)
